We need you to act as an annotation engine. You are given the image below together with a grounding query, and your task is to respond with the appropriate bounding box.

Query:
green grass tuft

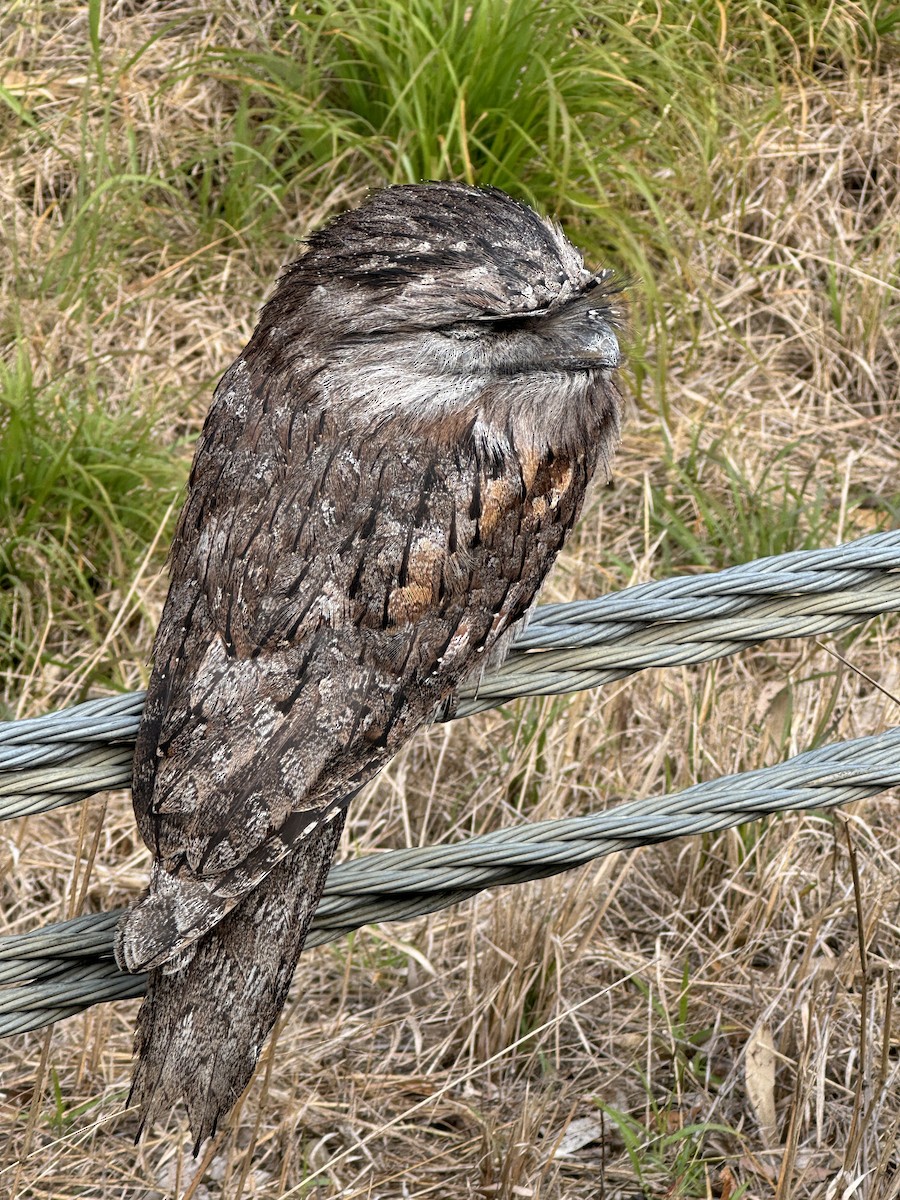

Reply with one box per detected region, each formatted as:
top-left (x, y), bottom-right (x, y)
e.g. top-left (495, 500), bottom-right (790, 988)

top-left (0, 335), bottom-right (184, 695)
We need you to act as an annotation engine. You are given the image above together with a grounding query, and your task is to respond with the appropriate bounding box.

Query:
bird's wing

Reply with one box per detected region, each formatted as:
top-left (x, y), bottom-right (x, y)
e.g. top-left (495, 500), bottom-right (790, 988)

top-left (119, 373), bottom-right (588, 972)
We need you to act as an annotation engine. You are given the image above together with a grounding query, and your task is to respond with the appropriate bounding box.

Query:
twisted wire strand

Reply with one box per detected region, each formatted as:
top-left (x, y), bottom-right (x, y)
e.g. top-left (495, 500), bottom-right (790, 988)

top-left (1, 531), bottom-right (897, 1033)
top-left (2, 725), bottom-right (898, 1035)
top-left (1, 530), bottom-right (898, 819)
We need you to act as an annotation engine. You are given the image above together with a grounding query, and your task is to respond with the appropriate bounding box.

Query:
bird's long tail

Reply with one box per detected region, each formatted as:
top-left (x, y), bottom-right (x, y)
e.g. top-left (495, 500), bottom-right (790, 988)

top-left (126, 815), bottom-right (346, 1151)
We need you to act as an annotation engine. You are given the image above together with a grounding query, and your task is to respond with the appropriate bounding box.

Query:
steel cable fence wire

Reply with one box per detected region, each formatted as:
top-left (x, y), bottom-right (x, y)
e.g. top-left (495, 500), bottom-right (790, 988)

top-left (503, 579), bottom-right (900, 661)
top-left (1, 531), bottom-right (898, 1033)
top-left (1, 529), bottom-right (899, 818)
top-left (1, 724), bottom-right (898, 1036)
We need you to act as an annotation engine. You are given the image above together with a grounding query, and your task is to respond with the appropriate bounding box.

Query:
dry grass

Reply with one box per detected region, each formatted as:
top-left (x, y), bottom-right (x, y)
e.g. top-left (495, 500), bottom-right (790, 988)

top-left (1, 3), bottom-right (899, 1197)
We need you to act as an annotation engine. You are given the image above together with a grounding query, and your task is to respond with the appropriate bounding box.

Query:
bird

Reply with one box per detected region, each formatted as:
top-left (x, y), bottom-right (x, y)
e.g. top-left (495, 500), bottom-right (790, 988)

top-left (115, 181), bottom-right (625, 1149)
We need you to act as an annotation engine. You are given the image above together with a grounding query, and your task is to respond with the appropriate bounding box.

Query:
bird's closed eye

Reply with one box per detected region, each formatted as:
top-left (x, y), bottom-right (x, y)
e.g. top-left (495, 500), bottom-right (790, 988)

top-left (441, 311), bottom-right (549, 340)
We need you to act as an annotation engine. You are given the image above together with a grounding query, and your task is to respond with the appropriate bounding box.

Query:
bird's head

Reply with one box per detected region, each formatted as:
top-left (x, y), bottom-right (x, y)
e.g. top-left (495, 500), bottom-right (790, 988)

top-left (248, 182), bottom-right (625, 453)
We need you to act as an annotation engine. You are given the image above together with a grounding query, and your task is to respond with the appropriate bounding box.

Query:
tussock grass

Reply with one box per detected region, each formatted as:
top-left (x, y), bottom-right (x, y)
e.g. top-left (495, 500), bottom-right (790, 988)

top-left (1, 1), bottom-right (899, 1196)
top-left (0, 334), bottom-right (183, 702)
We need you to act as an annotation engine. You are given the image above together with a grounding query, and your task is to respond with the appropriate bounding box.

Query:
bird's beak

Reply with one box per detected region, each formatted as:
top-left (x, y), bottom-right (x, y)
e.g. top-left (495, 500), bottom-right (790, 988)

top-left (541, 290), bottom-right (623, 370)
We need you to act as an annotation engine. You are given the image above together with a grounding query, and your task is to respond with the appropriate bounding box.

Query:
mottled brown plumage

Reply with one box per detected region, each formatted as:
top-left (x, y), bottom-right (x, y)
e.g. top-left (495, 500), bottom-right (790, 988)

top-left (116, 182), bottom-right (625, 1147)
